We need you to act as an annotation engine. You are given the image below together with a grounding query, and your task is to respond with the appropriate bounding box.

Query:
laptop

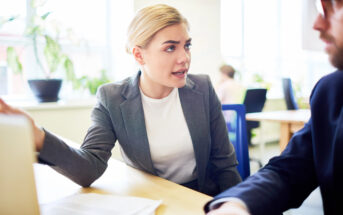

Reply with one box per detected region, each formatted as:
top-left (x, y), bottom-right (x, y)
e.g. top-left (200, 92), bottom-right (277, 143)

top-left (0, 114), bottom-right (40, 215)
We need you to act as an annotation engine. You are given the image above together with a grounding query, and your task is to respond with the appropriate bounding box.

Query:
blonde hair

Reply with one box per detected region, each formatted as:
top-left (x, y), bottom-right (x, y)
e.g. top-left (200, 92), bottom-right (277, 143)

top-left (126, 4), bottom-right (189, 54)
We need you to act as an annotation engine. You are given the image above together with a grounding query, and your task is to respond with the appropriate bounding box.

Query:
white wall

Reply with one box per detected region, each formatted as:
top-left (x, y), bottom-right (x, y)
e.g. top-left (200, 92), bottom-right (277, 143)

top-left (134, 0), bottom-right (222, 83)
top-left (302, 0), bottom-right (324, 51)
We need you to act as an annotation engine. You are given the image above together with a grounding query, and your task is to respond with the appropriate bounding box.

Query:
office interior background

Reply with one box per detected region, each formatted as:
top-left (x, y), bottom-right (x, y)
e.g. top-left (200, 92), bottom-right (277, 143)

top-left (0, 1), bottom-right (329, 213)
top-left (0, 0), bottom-right (333, 148)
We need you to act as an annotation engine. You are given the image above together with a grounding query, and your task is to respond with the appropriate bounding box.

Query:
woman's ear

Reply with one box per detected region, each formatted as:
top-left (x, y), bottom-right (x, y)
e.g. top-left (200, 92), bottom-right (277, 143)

top-left (132, 46), bottom-right (145, 65)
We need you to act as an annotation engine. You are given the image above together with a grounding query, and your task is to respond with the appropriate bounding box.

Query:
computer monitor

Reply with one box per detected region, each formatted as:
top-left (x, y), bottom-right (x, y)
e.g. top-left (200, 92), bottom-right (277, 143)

top-left (0, 114), bottom-right (40, 215)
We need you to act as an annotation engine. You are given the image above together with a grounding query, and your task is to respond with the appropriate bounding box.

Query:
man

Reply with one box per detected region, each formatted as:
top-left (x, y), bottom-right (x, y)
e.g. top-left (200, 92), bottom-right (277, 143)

top-left (205, 0), bottom-right (343, 214)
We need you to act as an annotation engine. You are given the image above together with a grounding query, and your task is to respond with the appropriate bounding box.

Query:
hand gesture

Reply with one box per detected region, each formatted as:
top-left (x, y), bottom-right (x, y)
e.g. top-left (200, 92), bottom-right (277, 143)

top-left (0, 98), bottom-right (45, 151)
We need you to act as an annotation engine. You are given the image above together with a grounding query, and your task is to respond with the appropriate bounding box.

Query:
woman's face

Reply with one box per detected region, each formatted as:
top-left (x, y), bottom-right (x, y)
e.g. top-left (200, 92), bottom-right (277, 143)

top-left (136, 23), bottom-right (191, 95)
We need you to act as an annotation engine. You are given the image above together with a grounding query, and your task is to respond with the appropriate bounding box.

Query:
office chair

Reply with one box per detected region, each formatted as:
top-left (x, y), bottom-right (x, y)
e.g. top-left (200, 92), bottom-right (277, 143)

top-left (222, 104), bottom-right (250, 180)
top-left (282, 78), bottom-right (299, 110)
top-left (243, 88), bottom-right (267, 145)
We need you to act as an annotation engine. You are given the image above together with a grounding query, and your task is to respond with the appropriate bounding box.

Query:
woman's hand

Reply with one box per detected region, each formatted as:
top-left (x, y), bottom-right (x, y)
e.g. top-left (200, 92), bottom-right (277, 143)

top-left (0, 98), bottom-right (45, 151)
top-left (207, 201), bottom-right (250, 215)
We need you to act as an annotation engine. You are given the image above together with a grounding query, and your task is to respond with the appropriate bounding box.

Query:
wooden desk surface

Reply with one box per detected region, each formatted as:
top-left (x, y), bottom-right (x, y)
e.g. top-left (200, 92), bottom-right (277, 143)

top-left (246, 109), bottom-right (311, 124)
top-left (246, 109), bottom-right (311, 151)
top-left (34, 159), bottom-right (212, 215)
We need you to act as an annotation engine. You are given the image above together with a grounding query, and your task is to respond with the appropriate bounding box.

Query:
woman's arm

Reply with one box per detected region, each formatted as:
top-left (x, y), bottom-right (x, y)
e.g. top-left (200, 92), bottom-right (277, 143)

top-left (0, 86), bottom-right (117, 187)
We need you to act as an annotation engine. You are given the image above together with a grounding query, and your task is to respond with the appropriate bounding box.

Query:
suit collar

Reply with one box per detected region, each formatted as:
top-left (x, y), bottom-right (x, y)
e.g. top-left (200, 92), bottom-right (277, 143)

top-left (120, 71), bottom-right (141, 100)
top-left (119, 71), bottom-right (156, 174)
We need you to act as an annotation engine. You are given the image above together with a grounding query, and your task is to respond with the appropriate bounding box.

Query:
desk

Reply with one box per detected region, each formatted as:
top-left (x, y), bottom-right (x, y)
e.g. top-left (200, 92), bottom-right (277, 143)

top-left (246, 109), bottom-right (311, 151)
top-left (34, 159), bottom-right (212, 215)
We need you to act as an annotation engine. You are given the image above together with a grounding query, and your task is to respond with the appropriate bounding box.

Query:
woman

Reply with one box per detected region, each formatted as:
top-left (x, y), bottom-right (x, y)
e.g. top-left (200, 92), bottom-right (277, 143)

top-left (0, 4), bottom-right (241, 196)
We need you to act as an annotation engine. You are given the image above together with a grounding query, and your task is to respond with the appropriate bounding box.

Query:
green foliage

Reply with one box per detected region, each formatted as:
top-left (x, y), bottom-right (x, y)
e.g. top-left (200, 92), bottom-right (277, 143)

top-left (0, 16), bottom-right (18, 28)
top-left (3, 1), bottom-right (111, 95)
top-left (27, 10), bottom-right (74, 79)
top-left (63, 57), bottom-right (76, 82)
top-left (44, 35), bottom-right (62, 74)
top-left (252, 73), bottom-right (272, 90)
top-left (77, 69), bottom-right (111, 95)
top-left (6, 47), bottom-right (23, 75)
top-left (4, 4), bottom-right (77, 82)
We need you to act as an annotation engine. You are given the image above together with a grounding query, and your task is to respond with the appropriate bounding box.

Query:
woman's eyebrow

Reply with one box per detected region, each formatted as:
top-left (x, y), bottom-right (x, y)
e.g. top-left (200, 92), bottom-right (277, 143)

top-left (162, 38), bottom-right (192, 45)
top-left (162, 40), bottom-right (180, 45)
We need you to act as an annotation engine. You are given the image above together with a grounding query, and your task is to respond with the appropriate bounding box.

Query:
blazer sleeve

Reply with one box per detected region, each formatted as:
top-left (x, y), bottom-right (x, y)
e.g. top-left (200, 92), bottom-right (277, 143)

top-left (38, 86), bottom-right (117, 187)
top-left (207, 76), bottom-right (242, 192)
top-left (205, 112), bottom-right (318, 214)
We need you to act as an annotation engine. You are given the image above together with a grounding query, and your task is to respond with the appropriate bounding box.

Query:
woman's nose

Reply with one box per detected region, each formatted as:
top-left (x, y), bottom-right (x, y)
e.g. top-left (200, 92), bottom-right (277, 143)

top-left (177, 49), bottom-right (191, 65)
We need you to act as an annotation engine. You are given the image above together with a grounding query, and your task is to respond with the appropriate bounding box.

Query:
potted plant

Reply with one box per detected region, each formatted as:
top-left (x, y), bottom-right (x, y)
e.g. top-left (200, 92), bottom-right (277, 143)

top-left (5, 5), bottom-right (76, 102)
top-left (4, 2), bottom-right (112, 101)
top-left (25, 13), bottom-right (76, 102)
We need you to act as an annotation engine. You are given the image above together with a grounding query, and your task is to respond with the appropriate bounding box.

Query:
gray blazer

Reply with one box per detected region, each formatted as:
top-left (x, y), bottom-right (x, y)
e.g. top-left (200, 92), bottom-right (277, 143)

top-left (38, 71), bottom-right (241, 196)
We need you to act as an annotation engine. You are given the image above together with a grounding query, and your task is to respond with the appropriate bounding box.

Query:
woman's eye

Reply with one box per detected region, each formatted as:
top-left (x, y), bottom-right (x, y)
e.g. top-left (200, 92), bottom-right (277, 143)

top-left (166, 45), bottom-right (176, 52)
top-left (185, 43), bottom-right (192, 51)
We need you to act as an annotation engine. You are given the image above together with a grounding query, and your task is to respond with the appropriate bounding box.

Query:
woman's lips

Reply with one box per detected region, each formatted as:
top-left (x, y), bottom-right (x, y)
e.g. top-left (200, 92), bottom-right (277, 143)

top-left (172, 69), bottom-right (187, 78)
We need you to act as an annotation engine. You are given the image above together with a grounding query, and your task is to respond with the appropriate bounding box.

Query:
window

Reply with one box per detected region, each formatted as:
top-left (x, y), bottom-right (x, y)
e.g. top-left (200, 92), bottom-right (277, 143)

top-left (0, 0), bottom-right (27, 95)
top-left (221, 0), bottom-right (334, 98)
top-left (0, 0), bottom-right (135, 99)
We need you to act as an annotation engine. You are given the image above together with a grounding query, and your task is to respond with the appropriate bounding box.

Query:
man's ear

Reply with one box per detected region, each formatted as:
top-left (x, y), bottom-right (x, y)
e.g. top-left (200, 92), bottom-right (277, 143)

top-left (132, 46), bottom-right (145, 65)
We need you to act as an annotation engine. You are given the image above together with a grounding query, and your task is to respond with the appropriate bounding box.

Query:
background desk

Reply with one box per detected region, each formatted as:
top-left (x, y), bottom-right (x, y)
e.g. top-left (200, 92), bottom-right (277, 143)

top-left (246, 109), bottom-right (311, 151)
top-left (35, 159), bottom-right (212, 215)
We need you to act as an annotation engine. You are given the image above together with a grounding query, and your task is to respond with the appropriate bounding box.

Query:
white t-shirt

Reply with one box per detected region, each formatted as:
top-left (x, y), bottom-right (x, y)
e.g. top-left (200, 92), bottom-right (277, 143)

top-left (139, 87), bottom-right (197, 184)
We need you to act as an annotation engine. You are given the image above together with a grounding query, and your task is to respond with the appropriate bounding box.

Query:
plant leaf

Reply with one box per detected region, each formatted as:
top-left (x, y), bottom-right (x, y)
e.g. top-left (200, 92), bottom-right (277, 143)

top-left (41, 12), bottom-right (51, 20)
top-left (64, 57), bottom-right (75, 81)
top-left (6, 47), bottom-right (23, 75)
top-left (44, 35), bottom-right (62, 74)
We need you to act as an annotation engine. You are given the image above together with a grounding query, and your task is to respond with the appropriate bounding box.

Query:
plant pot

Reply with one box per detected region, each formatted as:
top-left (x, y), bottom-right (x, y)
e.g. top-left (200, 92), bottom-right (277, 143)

top-left (28, 79), bottom-right (62, 102)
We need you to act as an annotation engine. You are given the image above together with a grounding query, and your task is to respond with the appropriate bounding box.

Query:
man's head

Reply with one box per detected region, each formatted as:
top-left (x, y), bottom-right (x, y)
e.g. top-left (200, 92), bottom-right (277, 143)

top-left (313, 0), bottom-right (343, 70)
top-left (220, 64), bottom-right (236, 78)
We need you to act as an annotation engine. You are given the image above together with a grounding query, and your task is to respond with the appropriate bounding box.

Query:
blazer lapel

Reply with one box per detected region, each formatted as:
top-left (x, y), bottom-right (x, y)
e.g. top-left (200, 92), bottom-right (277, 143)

top-left (179, 78), bottom-right (210, 189)
top-left (119, 72), bottom-right (156, 175)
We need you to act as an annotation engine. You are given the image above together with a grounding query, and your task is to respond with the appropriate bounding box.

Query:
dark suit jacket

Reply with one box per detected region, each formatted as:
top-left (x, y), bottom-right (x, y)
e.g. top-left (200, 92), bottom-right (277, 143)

top-left (205, 70), bottom-right (343, 214)
top-left (38, 71), bottom-right (241, 196)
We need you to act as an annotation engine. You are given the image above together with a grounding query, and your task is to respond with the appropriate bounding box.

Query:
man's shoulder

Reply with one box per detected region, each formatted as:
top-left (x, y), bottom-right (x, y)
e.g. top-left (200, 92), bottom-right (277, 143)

top-left (316, 70), bottom-right (343, 89)
top-left (311, 70), bottom-right (343, 111)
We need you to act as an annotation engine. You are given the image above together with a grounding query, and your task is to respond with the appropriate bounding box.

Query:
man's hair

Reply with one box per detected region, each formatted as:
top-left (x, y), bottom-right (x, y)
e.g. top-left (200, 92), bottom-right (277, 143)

top-left (220, 65), bottom-right (235, 78)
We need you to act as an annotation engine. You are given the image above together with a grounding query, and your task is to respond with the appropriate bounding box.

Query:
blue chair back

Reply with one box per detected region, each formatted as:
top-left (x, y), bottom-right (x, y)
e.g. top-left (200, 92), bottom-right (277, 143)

top-left (282, 78), bottom-right (298, 110)
top-left (222, 104), bottom-right (250, 180)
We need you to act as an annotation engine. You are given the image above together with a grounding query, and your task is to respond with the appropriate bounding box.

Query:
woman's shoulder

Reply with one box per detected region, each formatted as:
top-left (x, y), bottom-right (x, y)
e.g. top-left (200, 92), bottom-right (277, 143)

top-left (96, 75), bottom-right (138, 106)
top-left (187, 73), bottom-right (210, 83)
top-left (98, 77), bottom-right (132, 95)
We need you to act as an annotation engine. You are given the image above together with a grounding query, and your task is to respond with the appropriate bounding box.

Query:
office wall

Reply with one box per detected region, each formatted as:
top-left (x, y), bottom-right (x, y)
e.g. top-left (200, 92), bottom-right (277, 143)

top-left (24, 104), bottom-right (94, 144)
top-left (302, 0), bottom-right (324, 51)
top-left (134, 0), bottom-right (222, 83)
